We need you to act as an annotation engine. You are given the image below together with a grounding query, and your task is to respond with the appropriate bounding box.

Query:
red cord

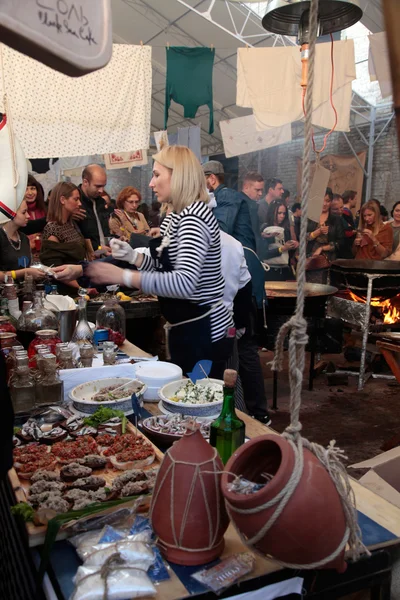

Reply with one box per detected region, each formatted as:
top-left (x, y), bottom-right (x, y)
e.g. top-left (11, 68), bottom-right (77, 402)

top-left (302, 33), bottom-right (338, 153)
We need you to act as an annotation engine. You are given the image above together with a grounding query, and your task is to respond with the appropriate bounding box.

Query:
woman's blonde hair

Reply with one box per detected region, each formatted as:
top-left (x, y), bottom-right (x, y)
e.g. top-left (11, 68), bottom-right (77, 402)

top-left (47, 182), bottom-right (79, 224)
top-left (152, 146), bottom-right (209, 214)
top-left (359, 200), bottom-right (382, 237)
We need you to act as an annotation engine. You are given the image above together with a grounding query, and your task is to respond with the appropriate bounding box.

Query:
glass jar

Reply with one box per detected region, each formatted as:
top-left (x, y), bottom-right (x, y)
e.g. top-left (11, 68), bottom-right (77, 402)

top-left (96, 298), bottom-right (126, 346)
top-left (80, 343), bottom-right (94, 368)
top-left (0, 332), bottom-right (23, 360)
top-left (103, 342), bottom-right (117, 365)
top-left (28, 329), bottom-right (62, 361)
top-left (0, 298), bottom-right (17, 328)
top-left (0, 316), bottom-right (16, 334)
top-left (10, 355), bottom-right (36, 415)
top-left (55, 342), bottom-right (68, 361)
top-left (6, 346), bottom-right (27, 382)
top-left (17, 290), bottom-right (59, 349)
top-left (3, 282), bottom-right (21, 320)
top-left (59, 347), bottom-right (75, 370)
top-left (72, 296), bottom-right (93, 344)
top-left (35, 353), bottom-right (64, 407)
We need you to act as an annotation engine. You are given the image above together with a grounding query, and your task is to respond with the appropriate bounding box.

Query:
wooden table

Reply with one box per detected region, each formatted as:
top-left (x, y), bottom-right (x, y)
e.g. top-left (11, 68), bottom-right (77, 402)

top-left (31, 343), bottom-right (400, 599)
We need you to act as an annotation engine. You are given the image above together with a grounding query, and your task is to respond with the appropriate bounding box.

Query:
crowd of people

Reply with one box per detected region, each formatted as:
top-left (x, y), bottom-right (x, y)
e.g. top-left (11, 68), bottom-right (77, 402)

top-left (238, 172), bottom-right (398, 283)
top-left (3, 152), bottom-right (399, 426)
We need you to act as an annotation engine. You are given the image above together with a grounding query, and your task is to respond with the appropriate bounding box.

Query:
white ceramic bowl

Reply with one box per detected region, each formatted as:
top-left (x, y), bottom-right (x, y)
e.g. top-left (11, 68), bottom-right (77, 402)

top-left (134, 361), bottom-right (183, 402)
top-left (159, 378), bottom-right (224, 417)
top-left (70, 377), bottom-right (147, 415)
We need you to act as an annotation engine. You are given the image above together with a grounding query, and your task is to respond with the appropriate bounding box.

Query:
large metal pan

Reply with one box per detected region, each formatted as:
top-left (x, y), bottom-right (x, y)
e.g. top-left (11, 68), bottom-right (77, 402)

top-left (330, 259), bottom-right (400, 300)
top-left (265, 282), bottom-right (338, 316)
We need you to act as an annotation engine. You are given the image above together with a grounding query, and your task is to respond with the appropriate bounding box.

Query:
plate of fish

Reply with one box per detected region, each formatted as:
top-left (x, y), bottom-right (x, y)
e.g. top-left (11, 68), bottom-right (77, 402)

top-left (70, 378), bottom-right (147, 415)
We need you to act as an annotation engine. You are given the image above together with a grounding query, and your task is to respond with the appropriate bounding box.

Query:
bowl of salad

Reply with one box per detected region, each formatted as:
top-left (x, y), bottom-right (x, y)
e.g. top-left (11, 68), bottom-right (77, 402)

top-left (159, 378), bottom-right (224, 417)
top-left (70, 377), bottom-right (146, 415)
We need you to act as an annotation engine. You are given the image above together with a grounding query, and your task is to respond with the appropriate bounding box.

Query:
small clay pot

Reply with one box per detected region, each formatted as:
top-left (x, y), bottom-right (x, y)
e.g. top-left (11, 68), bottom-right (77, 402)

top-left (221, 435), bottom-right (348, 572)
top-left (150, 428), bottom-right (229, 566)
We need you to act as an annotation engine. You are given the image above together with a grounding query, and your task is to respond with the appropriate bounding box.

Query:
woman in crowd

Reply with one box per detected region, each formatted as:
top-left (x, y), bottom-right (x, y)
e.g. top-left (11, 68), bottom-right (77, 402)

top-left (306, 188), bottom-right (344, 283)
top-left (0, 201), bottom-right (45, 282)
top-left (54, 146), bottom-right (235, 378)
top-left (40, 182), bottom-right (96, 294)
top-left (24, 174), bottom-right (47, 253)
top-left (109, 187), bottom-right (149, 239)
top-left (260, 201), bottom-right (297, 281)
top-left (389, 201), bottom-right (400, 253)
top-left (354, 200), bottom-right (393, 260)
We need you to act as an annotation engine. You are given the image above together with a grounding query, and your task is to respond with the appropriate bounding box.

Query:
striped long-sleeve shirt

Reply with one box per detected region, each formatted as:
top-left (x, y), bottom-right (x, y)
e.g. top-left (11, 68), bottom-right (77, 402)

top-left (139, 201), bottom-right (233, 342)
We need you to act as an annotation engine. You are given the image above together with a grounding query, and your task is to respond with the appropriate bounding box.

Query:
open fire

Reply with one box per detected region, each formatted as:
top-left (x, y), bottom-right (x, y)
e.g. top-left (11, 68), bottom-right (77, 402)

top-left (348, 291), bottom-right (400, 325)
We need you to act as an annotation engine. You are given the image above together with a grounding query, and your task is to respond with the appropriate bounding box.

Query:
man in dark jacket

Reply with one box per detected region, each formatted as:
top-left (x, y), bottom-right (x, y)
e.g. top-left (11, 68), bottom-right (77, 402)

top-left (77, 164), bottom-right (111, 254)
top-left (202, 161), bottom-right (271, 426)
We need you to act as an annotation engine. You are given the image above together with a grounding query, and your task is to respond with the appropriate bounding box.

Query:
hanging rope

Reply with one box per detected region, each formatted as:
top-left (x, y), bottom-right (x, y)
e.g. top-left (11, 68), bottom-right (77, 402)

top-left (267, 0), bottom-right (368, 567)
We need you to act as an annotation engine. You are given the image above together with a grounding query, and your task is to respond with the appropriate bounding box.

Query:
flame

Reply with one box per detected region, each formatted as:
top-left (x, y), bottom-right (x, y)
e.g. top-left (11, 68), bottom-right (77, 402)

top-left (347, 291), bottom-right (400, 324)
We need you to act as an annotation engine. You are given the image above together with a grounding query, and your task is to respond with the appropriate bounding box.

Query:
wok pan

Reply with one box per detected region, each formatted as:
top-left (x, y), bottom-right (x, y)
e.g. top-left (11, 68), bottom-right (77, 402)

top-left (265, 282), bottom-right (337, 316)
top-left (330, 259), bottom-right (400, 300)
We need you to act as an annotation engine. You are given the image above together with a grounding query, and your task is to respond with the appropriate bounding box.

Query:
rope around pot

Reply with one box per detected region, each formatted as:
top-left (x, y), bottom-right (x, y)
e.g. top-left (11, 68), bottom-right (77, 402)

top-left (262, 0), bottom-right (367, 567)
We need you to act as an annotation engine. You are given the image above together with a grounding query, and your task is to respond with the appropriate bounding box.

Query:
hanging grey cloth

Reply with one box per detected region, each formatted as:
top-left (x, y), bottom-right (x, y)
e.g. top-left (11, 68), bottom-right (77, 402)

top-left (177, 126), bottom-right (201, 162)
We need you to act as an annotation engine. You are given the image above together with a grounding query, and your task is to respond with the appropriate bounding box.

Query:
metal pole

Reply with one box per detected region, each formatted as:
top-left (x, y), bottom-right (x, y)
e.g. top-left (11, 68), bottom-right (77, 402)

top-left (365, 107), bottom-right (376, 202)
top-left (358, 275), bottom-right (375, 391)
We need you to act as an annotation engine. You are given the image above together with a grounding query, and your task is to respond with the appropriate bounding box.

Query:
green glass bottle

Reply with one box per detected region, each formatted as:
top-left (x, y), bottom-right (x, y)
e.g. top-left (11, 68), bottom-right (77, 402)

top-left (210, 369), bottom-right (245, 464)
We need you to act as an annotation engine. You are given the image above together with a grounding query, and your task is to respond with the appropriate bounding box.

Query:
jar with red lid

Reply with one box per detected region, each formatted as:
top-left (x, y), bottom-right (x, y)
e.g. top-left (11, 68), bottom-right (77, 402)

top-left (0, 316), bottom-right (16, 334)
top-left (0, 332), bottom-right (23, 360)
top-left (28, 329), bottom-right (62, 361)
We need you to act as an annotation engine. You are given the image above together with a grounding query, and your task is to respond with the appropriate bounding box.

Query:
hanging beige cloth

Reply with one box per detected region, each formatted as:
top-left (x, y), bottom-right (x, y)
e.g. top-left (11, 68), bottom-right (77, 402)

top-left (237, 40), bottom-right (355, 132)
top-left (368, 32), bottom-right (392, 99)
top-left (0, 44), bottom-right (152, 158)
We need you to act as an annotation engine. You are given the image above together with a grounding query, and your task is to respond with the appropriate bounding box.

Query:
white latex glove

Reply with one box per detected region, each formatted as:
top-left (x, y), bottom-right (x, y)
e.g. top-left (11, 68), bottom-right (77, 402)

top-left (110, 238), bottom-right (138, 264)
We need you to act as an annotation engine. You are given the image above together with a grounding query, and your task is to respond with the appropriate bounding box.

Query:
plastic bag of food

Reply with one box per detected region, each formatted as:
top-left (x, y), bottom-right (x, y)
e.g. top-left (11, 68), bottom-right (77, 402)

top-left (98, 525), bottom-right (152, 545)
top-left (69, 530), bottom-right (105, 561)
top-left (71, 557), bottom-right (156, 600)
top-left (84, 540), bottom-right (154, 570)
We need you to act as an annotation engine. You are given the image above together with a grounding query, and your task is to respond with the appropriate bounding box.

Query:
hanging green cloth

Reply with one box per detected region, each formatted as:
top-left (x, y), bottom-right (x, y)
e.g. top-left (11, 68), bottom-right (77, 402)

top-left (164, 47), bottom-right (215, 134)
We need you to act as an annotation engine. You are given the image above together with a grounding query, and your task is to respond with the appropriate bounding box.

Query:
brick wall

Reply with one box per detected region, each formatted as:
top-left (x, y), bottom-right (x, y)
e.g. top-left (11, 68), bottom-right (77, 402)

top-left (238, 120), bottom-right (400, 211)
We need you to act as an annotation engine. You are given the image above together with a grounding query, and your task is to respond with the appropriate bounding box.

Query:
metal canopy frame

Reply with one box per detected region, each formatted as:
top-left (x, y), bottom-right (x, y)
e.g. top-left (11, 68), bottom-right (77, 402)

top-left (116, 0), bottom-right (394, 185)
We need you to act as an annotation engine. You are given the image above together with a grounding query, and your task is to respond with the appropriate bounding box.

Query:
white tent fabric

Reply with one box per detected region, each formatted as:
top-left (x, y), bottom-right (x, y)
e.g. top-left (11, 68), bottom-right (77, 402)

top-left (0, 44), bottom-right (152, 158)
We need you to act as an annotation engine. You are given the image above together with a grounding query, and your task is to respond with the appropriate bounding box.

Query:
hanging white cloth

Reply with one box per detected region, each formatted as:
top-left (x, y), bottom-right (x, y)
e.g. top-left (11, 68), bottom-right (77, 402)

top-left (237, 40), bottom-right (356, 132)
top-left (0, 44), bottom-right (152, 158)
top-left (368, 32), bottom-right (392, 99)
top-left (219, 115), bottom-right (291, 158)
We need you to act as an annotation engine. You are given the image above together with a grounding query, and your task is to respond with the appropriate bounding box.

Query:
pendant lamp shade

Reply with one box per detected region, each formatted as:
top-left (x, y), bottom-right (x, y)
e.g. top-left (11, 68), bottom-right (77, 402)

top-left (258, 0), bottom-right (362, 36)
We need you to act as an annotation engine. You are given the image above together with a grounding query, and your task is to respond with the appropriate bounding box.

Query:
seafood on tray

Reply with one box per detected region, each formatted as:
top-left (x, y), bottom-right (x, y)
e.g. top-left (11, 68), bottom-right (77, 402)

top-left (11, 408), bottom-right (160, 521)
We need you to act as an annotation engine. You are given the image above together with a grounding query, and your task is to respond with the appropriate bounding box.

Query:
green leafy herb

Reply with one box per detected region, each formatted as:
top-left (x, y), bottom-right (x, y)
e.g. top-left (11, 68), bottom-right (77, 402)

top-left (83, 407), bottom-right (125, 428)
top-left (13, 426), bottom-right (21, 435)
top-left (11, 502), bottom-right (34, 522)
